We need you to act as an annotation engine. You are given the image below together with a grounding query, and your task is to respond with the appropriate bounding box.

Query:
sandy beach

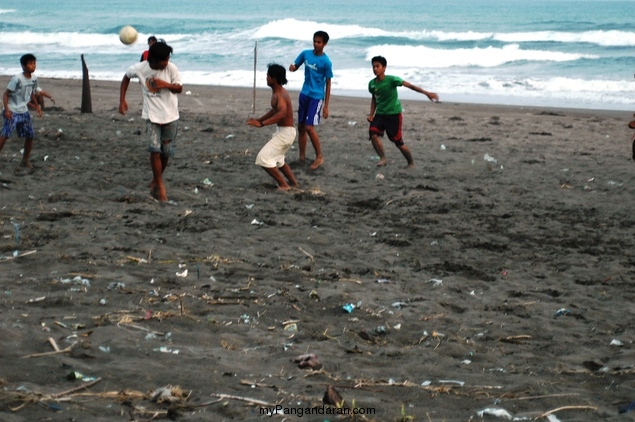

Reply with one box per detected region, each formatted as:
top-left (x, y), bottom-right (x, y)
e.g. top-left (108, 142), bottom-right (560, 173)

top-left (1, 75), bottom-right (635, 421)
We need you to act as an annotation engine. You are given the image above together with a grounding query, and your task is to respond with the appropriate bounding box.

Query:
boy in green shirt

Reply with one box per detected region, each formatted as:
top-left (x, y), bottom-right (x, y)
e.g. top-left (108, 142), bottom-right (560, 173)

top-left (367, 56), bottom-right (438, 167)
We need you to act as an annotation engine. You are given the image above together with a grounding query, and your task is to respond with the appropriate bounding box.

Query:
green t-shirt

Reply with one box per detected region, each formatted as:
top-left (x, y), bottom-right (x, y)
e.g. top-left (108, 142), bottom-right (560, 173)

top-left (368, 75), bottom-right (403, 115)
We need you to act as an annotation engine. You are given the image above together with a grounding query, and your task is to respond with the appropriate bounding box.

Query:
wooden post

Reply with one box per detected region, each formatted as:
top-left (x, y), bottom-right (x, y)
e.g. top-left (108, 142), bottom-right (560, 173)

top-left (81, 54), bottom-right (92, 114)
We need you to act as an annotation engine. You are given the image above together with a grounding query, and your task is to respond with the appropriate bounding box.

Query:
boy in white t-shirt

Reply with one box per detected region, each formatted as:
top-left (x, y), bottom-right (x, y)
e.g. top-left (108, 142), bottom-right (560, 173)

top-left (0, 53), bottom-right (43, 169)
top-left (119, 41), bottom-right (182, 203)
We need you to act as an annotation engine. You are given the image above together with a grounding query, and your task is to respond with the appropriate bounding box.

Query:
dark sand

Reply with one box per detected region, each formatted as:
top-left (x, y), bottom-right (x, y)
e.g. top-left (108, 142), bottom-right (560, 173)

top-left (1, 76), bottom-right (635, 421)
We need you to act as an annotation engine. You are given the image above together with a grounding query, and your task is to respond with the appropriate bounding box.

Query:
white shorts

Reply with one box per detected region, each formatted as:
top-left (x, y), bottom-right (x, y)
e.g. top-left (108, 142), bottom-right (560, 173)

top-left (255, 126), bottom-right (296, 168)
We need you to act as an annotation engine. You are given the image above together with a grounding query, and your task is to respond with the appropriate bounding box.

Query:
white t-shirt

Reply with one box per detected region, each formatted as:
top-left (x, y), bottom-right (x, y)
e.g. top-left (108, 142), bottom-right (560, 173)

top-left (125, 61), bottom-right (181, 124)
top-left (6, 73), bottom-right (39, 113)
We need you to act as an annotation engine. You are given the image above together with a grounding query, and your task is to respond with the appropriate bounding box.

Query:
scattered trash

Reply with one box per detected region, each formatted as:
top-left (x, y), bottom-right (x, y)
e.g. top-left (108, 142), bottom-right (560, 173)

top-left (99, 299), bottom-right (107, 305)
top-left (619, 400), bottom-right (635, 414)
top-left (347, 120), bottom-right (356, 126)
top-left (610, 339), bottom-right (624, 347)
top-left (292, 354), bottom-right (322, 370)
top-left (391, 301), bottom-right (408, 309)
top-left (428, 278), bottom-right (443, 286)
top-left (251, 219), bottom-right (264, 226)
top-left (283, 323), bottom-right (297, 332)
top-left (342, 303), bottom-right (355, 313)
top-left (476, 407), bottom-right (513, 419)
top-left (225, 134), bottom-right (235, 139)
top-left (440, 144), bottom-right (446, 150)
top-left (67, 371), bottom-right (98, 382)
top-left (439, 379), bottom-right (464, 386)
top-left (185, 90), bottom-right (192, 95)
top-left (245, 204), bottom-right (254, 209)
top-left (176, 269), bottom-right (188, 277)
top-left (375, 173), bottom-right (385, 180)
top-left (376, 278), bottom-right (391, 283)
top-left (154, 346), bottom-right (179, 354)
top-left (554, 308), bottom-right (570, 317)
top-left (193, 187), bottom-right (199, 195)
top-left (201, 178), bottom-right (214, 186)
top-left (150, 385), bottom-right (189, 403)
top-left (98, 346), bottom-right (110, 353)
top-left (107, 282), bottom-right (125, 290)
top-left (484, 153), bottom-right (497, 163)
top-left (323, 385), bottom-right (345, 407)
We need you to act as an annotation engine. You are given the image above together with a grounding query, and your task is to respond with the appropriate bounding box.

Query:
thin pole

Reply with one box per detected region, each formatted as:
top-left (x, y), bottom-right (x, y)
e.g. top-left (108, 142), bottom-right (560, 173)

top-left (253, 41), bottom-right (257, 114)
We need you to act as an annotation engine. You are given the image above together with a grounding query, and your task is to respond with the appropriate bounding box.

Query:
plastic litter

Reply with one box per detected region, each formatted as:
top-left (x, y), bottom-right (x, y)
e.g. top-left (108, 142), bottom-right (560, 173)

top-left (554, 308), bottom-right (570, 317)
top-left (342, 303), bottom-right (355, 313)
top-left (476, 407), bottom-right (512, 419)
top-left (610, 339), bottom-right (624, 347)
top-left (484, 153), bottom-right (498, 163)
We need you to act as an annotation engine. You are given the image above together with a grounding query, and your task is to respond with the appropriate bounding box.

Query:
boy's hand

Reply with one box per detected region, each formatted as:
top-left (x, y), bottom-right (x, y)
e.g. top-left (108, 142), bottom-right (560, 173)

top-left (247, 118), bottom-right (263, 127)
top-left (35, 106), bottom-right (42, 118)
top-left (367, 115), bottom-right (374, 123)
top-left (4, 109), bottom-right (12, 120)
top-left (289, 64), bottom-right (297, 72)
top-left (426, 92), bottom-right (440, 102)
top-left (145, 76), bottom-right (160, 93)
top-left (118, 101), bottom-right (128, 115)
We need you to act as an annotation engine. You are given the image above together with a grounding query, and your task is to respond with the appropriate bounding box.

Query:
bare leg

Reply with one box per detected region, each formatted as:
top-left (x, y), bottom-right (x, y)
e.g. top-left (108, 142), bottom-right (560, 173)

top-left (0, 136), bottom-right (8, 154)
top-left (21, 138), bottom-right (34, 168)
top-left (150, 152), bottom-right (168, 201)
top-left (305, 125), bottom-right (323, 170)
top-left (263, 166), bottom-right (291, 190)
top-left (397, 144), bottom-right (414, 168)
top-left (279, 163), bottom-right (299, 188)
top-left (370, 134), bottom-right (386, 167)
top-left (298, 123), bottom-right (308, 162)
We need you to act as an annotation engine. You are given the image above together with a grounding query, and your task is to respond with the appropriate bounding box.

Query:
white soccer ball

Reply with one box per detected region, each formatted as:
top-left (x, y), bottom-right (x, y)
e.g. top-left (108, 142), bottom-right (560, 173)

top-left (119, 25), bottom-right (138, 45)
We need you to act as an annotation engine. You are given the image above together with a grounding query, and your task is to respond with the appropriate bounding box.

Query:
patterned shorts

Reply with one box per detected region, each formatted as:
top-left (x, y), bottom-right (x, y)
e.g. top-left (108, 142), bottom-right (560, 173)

top-left (1, 111), bottom-right (34, 139)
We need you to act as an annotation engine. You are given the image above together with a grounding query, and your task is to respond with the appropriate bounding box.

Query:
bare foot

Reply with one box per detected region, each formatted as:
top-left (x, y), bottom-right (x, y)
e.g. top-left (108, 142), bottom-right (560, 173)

top-left (20, 160), bottom-right (33, 169)
top-left (405, 163), bottom-right (414, 169)
top-left (309, 157), bottom-right (323, 170)
top-left (376, 158), bottom-right (386, 167)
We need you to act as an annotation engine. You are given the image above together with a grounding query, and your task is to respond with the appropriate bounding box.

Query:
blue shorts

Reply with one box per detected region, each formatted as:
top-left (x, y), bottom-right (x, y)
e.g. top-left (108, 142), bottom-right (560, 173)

top-left (146, 120), bottom-right (178, 157)
top-left (297, 93), bottom-right (323, 127)
top-left (369, 113), bottom-right (404, 147)
top-left (1, 111), bottom-right (34, 139)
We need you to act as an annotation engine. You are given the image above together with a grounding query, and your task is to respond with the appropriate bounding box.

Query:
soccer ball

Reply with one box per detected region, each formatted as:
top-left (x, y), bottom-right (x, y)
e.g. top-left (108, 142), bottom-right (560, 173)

top-left (119, 25), bottom-right (138, 45)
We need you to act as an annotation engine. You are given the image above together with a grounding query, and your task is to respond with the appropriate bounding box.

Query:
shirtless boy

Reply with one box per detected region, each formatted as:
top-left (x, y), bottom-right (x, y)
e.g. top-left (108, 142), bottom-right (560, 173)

top-left (247, 64), bottom-right (299, 190)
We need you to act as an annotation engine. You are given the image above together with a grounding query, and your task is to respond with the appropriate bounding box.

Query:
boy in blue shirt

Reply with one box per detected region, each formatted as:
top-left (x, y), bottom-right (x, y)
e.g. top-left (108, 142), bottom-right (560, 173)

top-left (289, 30), bottom-right (333, 170)
top-left (0, 54), bottom-right (43, 169)
top-left (367, 56), bottom-right (438, 168)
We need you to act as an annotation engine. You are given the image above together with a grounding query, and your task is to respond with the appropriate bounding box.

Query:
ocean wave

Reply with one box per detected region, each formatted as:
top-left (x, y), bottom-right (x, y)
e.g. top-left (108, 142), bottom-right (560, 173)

top-left (365, 44), bottom-right (597, 68)
top-left (251, 19), bottom-right (635, 47)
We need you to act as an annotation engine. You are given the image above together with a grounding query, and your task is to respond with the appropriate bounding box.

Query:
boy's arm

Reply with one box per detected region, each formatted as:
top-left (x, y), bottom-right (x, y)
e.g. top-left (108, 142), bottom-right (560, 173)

top-left (289, 53), bottom-right (303, 72)
top-left (30, 92), bottom-right (42, 117)
top-left (367, 95), bottom-right (376, 122)
top-left (40, 90), bottom-right (55, 103)
top-left (3, 89), bottom-right (12, 119)
top-left (322, 79), bottom-right (331, 118)
top-left (152, 78), bottom-right (182, 93)
top-left (119, 75), bottom-right (131, 115)
top-left (247, 93), bottom-right (286, 127)
top-left (402, 81), bottom-right (439, 102)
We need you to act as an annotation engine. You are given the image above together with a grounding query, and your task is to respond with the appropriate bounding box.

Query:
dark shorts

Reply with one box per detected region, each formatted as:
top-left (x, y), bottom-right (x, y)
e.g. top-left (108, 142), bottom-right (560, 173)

top-left (1, 111), bottom-right (34, 139)
top-left (369, 113), bottom-right (403, 147)
top-left (297, 93), bottom-right (323, 127)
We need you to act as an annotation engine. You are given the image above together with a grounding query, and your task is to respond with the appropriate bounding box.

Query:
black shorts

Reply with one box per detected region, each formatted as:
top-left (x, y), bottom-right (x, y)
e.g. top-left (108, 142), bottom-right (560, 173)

top-left (369, 113), bottom-right (403, 147)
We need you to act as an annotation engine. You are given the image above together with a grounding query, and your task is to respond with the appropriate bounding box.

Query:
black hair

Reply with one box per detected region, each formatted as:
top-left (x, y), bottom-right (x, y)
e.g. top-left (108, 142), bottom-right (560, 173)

top-left (267, 63), bottom-right (287, 85)
top-left (148, 41), bottom-right (173, 61)
top-left (314, 30), bottom-right (330, 44)
top-left (148, 36), bottom-right (157, 44)
top-left (371, 56), bottom-right (387, 67)
top-left (20, 54), bottom-right (36, 67)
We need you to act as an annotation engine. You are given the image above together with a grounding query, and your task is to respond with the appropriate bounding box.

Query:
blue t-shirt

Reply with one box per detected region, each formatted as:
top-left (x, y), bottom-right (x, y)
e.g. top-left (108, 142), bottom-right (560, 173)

top-left (293, 50), bottom-right (333, 100)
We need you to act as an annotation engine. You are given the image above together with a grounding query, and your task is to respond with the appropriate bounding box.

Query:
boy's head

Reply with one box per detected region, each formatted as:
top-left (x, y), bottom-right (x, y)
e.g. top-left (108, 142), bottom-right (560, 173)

top-left (314, 31), bottom-right (329, 45)
top-left (312, 31), bottom-right (329, 54)
top-left (148, 41), bottom-right (173, 70)
top-left (147, 36), bottom-right (157, 46)
top-left (20, 53), bottom-right (37, 68)
top-left (267, 63), bottom-right (287, 86)
top-left (371, 56), bottom-right (387, 76)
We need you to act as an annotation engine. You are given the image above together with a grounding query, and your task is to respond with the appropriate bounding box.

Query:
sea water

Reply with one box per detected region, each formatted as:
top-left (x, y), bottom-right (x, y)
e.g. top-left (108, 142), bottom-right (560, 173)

top-left (1, 0), bottom-right (634, 110)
